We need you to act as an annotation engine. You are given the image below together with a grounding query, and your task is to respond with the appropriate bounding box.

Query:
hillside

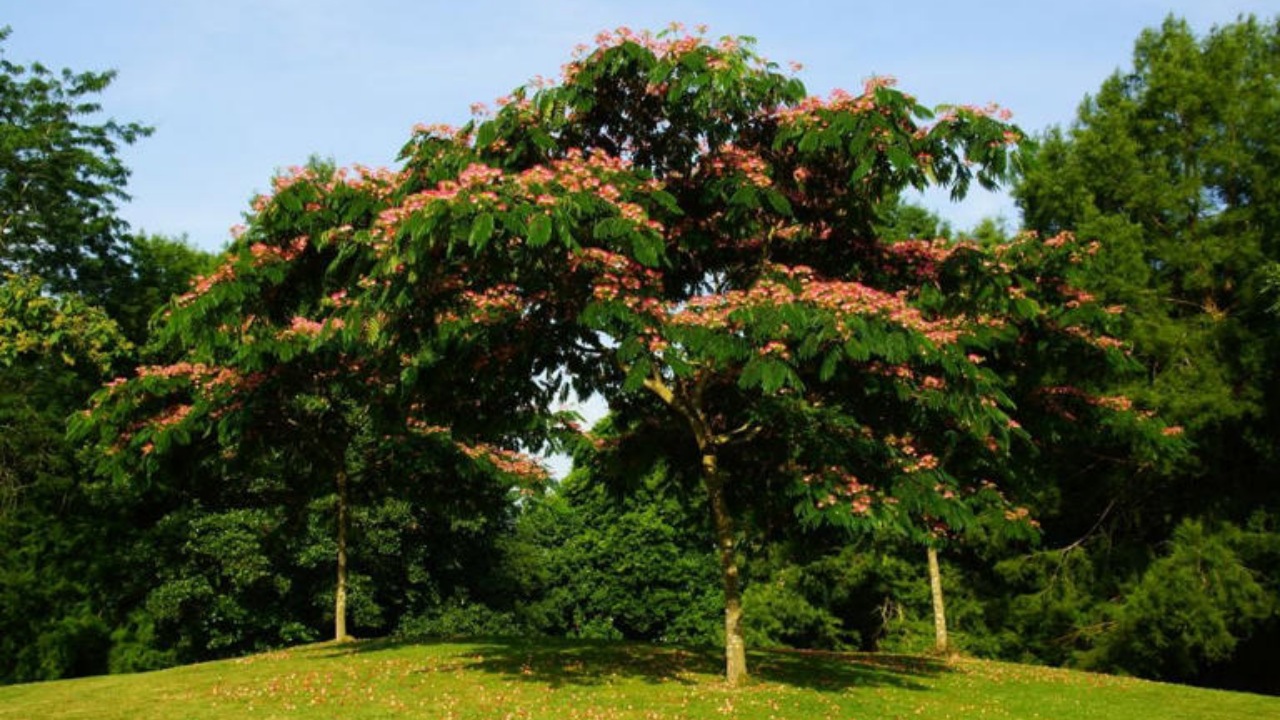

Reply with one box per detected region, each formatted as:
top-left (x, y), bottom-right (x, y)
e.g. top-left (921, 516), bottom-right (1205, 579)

top-left (1, 639), bottom-right (1275, 719)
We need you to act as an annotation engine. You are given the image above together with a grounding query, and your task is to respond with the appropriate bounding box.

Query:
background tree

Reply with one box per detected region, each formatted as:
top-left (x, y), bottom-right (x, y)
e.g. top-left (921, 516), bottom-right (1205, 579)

top-left (0, 274), bottom-right (132, 681)
top-left (0, 26), bottom-right (152, 312)
top-left (506, 440), bottom-right (722, 644)
top-left (1013, 14), bottom-right (1280, 689)
top-left (0, 29), bottom-right (217, 682)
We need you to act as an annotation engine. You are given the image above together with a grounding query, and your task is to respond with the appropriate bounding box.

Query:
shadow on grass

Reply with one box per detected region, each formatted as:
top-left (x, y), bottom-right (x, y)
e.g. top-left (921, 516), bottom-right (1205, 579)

top-left (317, 636), bottom-right (948, 692)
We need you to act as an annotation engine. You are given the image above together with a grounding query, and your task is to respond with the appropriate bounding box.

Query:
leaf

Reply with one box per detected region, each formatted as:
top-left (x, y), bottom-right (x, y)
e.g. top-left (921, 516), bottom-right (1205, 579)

top-left (632, 233), bottom-right (662, 267)
top-left (819, 351), bottom-right (840, 382)
top-left (886, 147), bottom-right (915, 172)
top-left (729, 186), bottom-right (760, 209)
top-left (476, 122), bottom-right (497, 148)
top-left (763, 189), bottom-right (793, 216)
top-left (849, 159), bottom-right (874, 185)
top-left (469, 212), bottom-right (496, 249)
top-left (278, 192), bottom-right (303, 213)
top-left (527, 213), bottom-right (552, 247)
top-left (593, 217), bottom-right (631, 241)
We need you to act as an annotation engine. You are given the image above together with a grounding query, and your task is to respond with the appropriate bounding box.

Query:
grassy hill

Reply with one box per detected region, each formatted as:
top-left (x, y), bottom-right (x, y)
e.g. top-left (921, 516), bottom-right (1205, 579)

top-left (1, 639), bottom-right (1276, 719)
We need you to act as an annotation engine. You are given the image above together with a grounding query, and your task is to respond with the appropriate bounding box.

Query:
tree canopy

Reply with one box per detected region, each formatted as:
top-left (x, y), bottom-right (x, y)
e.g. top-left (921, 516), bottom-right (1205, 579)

top-left (0, 26), bottom-right (152, 311)
top-left (74, 24), bottom-right (1183, 686)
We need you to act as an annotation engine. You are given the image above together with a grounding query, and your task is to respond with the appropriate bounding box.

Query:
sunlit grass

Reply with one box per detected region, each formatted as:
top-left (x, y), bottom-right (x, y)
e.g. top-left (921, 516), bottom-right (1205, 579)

top-left (1, 638), bottom-right (1275, 719)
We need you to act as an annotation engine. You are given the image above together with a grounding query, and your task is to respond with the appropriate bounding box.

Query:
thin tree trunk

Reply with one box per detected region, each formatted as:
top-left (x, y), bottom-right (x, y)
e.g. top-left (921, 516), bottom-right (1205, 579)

top-left (704, 452), bottom-right (748, 686)
top-left (927, 545), bottom-right (948, 655)
top-left (335, 468), bottom-right (351, 643)
top-left (641, 372), bottom-right (748, 685)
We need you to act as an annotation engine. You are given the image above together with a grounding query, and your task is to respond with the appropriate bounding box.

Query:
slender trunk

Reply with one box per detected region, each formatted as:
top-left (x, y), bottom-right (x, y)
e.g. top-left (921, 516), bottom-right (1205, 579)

top-left (335, 469), bottom-right (351, 643)
top-left (703, 452), bottom-right (748, 686)
top-left (927, 545), bottom-right (948, 655)
top-left (640, 373), bottom-right (748, 685)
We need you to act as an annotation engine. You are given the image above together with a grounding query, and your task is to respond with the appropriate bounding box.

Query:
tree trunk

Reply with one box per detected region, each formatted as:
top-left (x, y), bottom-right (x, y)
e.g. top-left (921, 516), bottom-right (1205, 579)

top-left (703, 452), bottom-right (748, 686)
top-left (335, 469), bottom-right (351, 643)
top-left (927, 545), bottom-right (948, 655)
top-left (640, 373), bottom-right (748, 685)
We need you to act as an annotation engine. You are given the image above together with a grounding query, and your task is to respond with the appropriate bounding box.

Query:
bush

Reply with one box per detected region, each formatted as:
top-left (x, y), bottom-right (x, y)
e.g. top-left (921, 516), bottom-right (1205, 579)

top-left (396, 597), bottom-right (524, 639)
top-left (1084, 519), bottom-right (1273, 681)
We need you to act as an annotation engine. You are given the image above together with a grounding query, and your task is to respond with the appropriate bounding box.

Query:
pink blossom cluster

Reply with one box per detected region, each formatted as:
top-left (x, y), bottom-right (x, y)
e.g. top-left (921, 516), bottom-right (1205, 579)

top-left (1036, 385), bottom-right (1148, 422)
top-left (1060, 324), bottom-right (1127, 351)
top-left (136, 361), bottom-right (213, 381)
top-left (458, 442), bottom-right (550, 483)
top-left (459, 284), bottom-right (526, 324)
top-left (249, 236), bottom-right (308, 266)
top-left (860, 362), bottom-right (958, 401)
top-left (1004, 505), bottom-right (1037, 526)
top-left (270, 165), bottom-right (318, 195)
top-left (1092, 395), bottom-right (1133, 412)
top-left (569, 247), bottom-right (664, 308)
top-left (881, 238), bottom-right (974, 280)
top-left (131, 362), bottom-right (259, 399)
top-left (936, 102), bottom-right (1015, 123)
top-left (175, 236), bottom-right (310, 308)
top-left (672, 266), bottom-right (970, 346)
top-left (329, 165), bottom-right (405, 200)
top-left (573, 24), bottom-right (711, 66)
top-left (773, 81), bottom-right (891, 125)
top-left (405, 419), bottom-right (549, 483)
top-left (807, 466), bottom-right (875, 515)
top-left (152, 403), bottom-right (192, 431)
top-left (882, 433), bottom-right (940, 475)
top-left (375, 149), bottom-right (663, 250)
top-left (281, 315), bottom-right (343, 339)
top-left (704, 143), bottom-right (771, 188)
top-left (176, 259), bottom-right (237, 307)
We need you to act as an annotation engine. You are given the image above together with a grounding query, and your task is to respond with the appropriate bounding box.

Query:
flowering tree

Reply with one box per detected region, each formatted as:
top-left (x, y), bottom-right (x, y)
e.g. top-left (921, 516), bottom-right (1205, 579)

top-left (71, 160), bottom-right (552, 645)
top-left (77, 24), bottom-right (1180, 684)
top-left (339, 26), bottom-right (1179, 683)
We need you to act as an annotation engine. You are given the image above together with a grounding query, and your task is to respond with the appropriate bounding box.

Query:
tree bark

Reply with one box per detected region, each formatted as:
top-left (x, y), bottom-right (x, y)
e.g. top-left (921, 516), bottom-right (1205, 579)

top-left (642, 372), bottom-right (748, 685)
top-left (335, 468), bottom-right (351, 643)
top-left (927, 545), bottom-right (948, 655)
top-left (704, 452), bottom-right (748, 686)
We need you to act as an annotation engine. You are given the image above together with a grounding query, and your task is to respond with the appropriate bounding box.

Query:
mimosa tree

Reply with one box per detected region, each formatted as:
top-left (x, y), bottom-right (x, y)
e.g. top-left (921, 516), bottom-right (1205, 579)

top-left (77, 25), bottom-right (1180, 685)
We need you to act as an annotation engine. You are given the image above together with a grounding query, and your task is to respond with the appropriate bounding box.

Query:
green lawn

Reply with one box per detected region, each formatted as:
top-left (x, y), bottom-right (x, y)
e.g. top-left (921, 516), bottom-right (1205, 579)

top-left (1, 639), bottom-right (1275, 719)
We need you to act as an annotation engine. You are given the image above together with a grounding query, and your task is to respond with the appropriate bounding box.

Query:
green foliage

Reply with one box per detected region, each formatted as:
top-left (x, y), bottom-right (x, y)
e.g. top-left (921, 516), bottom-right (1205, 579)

top-left (0, 273), bottom-right (131, 375)
top-left (1083, 519), bottom-right (1275, 682)
top-left (0, 273), bottom-right (135, 683)
top-left (111, 235), bottom-right (217, 345)
top-left (508, 464), bottom-right (721, 645)
top-left (396, 600), bottom-right (522, 640)
top-left (18, 18), bottom-right (1248, 694)
top-left (1009, 15), bottom-right (1280, 691)
top-left (0, 27), bottom-right (152, 310)
top-left (741, 541), bottom-right (1003, 656)
top-left (1016, 14), bottom-right (1280, 493)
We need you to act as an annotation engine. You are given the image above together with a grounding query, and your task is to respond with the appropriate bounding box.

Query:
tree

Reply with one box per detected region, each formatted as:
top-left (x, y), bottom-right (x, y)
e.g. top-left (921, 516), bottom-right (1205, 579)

top-left (338, 26), bottom-right (1177, 685)
top-left (1013, 15), bottom-right (1280, 689)
top-left (0, 273), bottom-right (133, 681)
top-left (0, 27), bottom-right (152, 311)
top-left (73, 160), bottom-right (549, 650)
top-left (508, 446), bottom-right (722, 644)
top-left (1016, 14), bottom-right (1280, 516)
top-left (76, 24), bottom-right (1179, 686)
top-left (110, 234), bottom-right (216, 345)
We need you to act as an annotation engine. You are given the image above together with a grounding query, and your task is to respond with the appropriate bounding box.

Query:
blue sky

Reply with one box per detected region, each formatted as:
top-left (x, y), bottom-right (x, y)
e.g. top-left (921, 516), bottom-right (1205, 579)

top-left (7, 1), bottom-right (1275, 253)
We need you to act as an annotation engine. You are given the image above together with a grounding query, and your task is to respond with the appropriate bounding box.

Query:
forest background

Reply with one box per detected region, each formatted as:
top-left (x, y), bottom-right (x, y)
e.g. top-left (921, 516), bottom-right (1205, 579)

top-left (3, 3), bottom-right (1279, 696)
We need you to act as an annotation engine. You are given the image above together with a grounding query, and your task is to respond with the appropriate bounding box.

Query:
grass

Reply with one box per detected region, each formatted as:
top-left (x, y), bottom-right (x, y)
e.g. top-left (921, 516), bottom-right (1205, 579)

top-left (1, 638), bottom-right (1276, 719)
